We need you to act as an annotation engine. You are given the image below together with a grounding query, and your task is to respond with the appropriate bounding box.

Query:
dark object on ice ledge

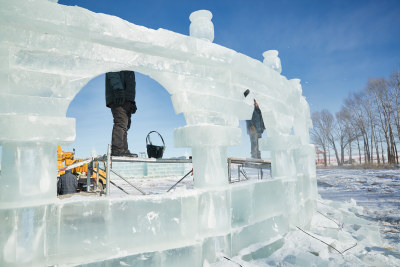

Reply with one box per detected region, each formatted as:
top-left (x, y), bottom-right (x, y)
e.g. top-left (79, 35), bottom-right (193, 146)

top-left (146, 131), bottom-right (165, 158)
top-left (244, 89), bottom-right (250, 97)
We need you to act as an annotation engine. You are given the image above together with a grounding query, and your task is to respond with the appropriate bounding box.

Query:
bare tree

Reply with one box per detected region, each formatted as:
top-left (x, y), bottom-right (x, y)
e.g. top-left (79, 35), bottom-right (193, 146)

top-left (336, 109), bottom-right (351, 164)
top-left (362, 88), bottom-right (379, 163)
top-left (312, 110), bottom-right (340, 165)
top-left (367, 78), bottom-right (397, 164)
top-left (338, 106), bottom-right (360, 165)
top-left (344, 93), bottom-right (370, 163)
top-left (356, 136), bottom-right (362, 164)
top-left (379, 131), bottom-right (386, 164)
top-left (311, 112), bottom-right (329, 166)
top-left (312, 69), bottom-right (400, 166)
top-left (389, 70), bottom-right (400, 163)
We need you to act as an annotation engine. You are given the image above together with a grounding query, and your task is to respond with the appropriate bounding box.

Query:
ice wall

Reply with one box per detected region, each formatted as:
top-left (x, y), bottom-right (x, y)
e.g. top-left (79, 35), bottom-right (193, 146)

top-left (0, 178), bottom-right (316, 266)
top-left (0, 0), bottom-right (316, 265)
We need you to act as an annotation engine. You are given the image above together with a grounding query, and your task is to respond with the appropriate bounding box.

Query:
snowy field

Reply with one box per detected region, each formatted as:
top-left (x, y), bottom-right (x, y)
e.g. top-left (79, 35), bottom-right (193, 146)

top-left (317, 168), bottom-right (400, 250)
top-left (108, 166), bottom-right (400, 266)
top-left (243, 167), bottom-right (400, 266)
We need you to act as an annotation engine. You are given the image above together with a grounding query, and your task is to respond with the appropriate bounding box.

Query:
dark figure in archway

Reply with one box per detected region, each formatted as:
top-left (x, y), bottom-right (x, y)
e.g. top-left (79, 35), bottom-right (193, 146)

top-left (105, 71), bottom-right (138, 157)
top-left (57, 169), bottom-right (78, 195)
top-left (246, 99), bottom-right (265, 159)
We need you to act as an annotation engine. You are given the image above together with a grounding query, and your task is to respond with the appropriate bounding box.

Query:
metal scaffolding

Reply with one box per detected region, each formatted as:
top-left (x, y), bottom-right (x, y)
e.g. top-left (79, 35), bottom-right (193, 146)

top-left (80, 145), bottom-right (271, 196)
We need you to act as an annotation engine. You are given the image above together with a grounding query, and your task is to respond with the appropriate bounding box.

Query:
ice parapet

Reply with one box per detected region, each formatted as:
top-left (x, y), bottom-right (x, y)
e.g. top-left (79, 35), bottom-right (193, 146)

top-left (189, 10), bottom-right (214, 42)
top-left (263, 50), bottom-right (282, 74)
top-left (0, 0), bottom-right (316, 265)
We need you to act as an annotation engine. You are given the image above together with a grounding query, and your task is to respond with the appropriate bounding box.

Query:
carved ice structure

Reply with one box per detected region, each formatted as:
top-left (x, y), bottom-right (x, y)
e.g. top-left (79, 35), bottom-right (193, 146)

top-left (0, 0), bottom-right (316, 266)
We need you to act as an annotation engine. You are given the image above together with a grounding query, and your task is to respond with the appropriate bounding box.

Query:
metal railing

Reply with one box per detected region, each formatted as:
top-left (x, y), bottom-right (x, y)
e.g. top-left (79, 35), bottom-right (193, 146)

top-left (227, 157), bottom-right (271, 183)
top-left (103, 144), bottom-right (193, 196)
top-left (82, 145), bottom-right (271, 196)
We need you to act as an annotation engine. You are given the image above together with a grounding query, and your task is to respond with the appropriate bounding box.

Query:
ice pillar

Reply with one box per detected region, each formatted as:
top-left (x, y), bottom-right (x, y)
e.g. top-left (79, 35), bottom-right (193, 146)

top-left (174, 125), bottom-right (241, 188)
top-left (0, 114), bottom-right (75, 266)
top-left (0, 115), bottom-right (75, 207)
top-left (1, 143), bottom-right (56, 206)
top-left (169, 10), bottom-right (242, 188)
top-left (191, 146), bottom-right (228, 188)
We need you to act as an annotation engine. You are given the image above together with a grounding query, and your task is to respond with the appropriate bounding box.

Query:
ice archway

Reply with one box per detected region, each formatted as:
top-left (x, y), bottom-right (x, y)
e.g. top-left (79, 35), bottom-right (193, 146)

top-left (0, 0), bottom-right (317, 265)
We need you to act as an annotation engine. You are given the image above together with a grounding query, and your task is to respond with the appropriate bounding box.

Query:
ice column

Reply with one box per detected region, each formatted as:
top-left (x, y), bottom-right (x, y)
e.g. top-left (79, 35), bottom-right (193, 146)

top-left (258, 54), bottom-right (316, 227)
top-left (0, 117), bottom-right (75, 207)
top-left (0, 100), bottom-right (75, 266)
top-left (259, 51), bottom-right (292, 177)
top-left (258, 51), bottom-right (298, 226)
top-left (0, 52), bottom-right (76, 207)
top-left (168, 9), bottom-right (243, 242)
top-left (172, 10), bottom-right (242, 188)
top-left (175, 124), bottom-right (241, 188)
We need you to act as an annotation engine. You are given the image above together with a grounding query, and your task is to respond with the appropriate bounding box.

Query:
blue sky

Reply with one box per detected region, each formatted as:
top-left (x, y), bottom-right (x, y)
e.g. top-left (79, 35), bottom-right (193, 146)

top-left (57, 0), bottom-right (400, 159)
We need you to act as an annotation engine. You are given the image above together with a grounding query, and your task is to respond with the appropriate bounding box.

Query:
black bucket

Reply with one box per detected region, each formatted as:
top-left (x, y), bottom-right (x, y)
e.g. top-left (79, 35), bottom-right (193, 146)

top-left (146, 131), bottom-right (165, 159)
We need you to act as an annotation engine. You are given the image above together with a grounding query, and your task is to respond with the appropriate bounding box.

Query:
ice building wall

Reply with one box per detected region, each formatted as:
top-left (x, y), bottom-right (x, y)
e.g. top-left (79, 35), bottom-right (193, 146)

top-left (0, 0), bottom-right (316, 266)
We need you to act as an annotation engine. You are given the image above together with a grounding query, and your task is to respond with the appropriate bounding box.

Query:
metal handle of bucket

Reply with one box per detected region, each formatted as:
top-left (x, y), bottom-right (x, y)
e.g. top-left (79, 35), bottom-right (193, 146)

top-left (146, 131), bottom-right (165, 147)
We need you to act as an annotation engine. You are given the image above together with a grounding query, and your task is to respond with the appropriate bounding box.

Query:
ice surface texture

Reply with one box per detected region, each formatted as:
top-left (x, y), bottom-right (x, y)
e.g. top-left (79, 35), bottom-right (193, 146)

top-left (0, 0), bottom-right (315, 265)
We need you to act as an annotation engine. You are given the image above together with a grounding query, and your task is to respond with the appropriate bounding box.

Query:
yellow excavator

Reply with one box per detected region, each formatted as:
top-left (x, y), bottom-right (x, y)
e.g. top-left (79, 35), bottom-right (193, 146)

top-left (57, 146), bottom-right (107, 191)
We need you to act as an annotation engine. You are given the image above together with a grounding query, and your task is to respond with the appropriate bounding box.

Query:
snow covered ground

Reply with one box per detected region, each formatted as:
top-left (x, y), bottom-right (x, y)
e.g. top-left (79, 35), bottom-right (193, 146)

top-left (109, 166), bottom-right (400, 266)
top-left (237, 167), bottom-right (400, 267)
top-left (317, 167), bottom-right (400, 251)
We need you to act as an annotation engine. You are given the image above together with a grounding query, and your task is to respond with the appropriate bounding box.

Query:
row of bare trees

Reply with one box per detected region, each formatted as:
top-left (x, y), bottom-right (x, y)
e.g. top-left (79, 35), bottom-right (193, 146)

top-left (311, 70), bottom-right (400, 166)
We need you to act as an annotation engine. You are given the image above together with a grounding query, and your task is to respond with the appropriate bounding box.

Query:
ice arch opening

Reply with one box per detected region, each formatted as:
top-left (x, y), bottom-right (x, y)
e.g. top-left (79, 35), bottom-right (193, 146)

top-left (63, 72), bottom-right (188, 160)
